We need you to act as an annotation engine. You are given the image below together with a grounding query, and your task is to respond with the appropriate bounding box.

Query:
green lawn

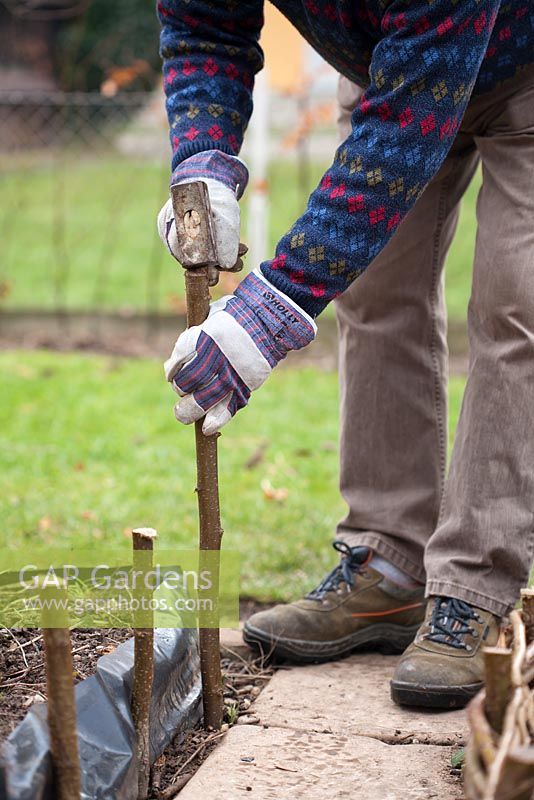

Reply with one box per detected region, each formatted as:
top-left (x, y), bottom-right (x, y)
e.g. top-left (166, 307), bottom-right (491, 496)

top-left (0, 350), bottom-right (466, 600)
top-left (1, 153), bottom-right (478, 321)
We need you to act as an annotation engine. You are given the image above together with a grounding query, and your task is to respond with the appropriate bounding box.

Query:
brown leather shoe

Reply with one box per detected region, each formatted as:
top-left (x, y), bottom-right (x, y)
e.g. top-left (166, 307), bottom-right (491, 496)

top-left (243, 542), bottom-right (425, 663)
top-left (390, 596), bottom-right (501, 709)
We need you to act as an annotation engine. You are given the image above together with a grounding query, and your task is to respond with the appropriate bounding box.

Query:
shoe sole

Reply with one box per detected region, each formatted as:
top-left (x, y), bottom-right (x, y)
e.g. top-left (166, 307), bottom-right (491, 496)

top-left (390, 679), bottom-right (483, 709)
top-left (242, 621), bottom-right (421, 664)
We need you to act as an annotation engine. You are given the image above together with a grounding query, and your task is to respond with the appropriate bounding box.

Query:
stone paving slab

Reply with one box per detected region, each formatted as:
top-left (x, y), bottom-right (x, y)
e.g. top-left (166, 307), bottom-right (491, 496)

top-left (251, 653), bottom-right (468, 745)
top-left (179, 725), bottom-right (463, 800)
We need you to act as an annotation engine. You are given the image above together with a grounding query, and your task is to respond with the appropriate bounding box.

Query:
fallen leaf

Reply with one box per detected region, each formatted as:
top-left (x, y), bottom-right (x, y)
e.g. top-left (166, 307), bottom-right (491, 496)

top-left (14, 365), bottom-right (32, 379)
top-left (261, 479), bottom-right (289, 503)
top-left (295, 448), bottom-right (312, 458)
top-left (23, 693), bottom-right (45, 708)
top-left (38, 516), bottom-right (52, 532)
top-left (74, 462), bottom-right (85, 472)
top-left (81, 510), bottom-right (96, 521)
top-left (39, 368), bottom-right (55, 379)
top-left (245, 441), bottom-right (268, 469)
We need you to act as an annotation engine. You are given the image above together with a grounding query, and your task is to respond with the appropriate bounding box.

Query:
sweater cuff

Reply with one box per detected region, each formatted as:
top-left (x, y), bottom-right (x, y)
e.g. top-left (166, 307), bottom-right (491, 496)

top-left (170, 151), bottom-right (249, 200)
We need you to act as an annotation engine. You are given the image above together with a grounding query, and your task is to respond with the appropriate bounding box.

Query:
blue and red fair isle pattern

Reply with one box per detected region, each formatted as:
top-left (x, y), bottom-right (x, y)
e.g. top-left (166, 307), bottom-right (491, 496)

top-left (158, 0), bottom-right (534, 317)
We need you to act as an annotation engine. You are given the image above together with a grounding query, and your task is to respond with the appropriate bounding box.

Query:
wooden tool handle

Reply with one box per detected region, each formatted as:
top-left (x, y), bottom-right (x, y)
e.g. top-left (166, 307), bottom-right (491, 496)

top-left (170, 180), bottom-right (224, 730)
top-left (171, 181), bottom-right (218, 320)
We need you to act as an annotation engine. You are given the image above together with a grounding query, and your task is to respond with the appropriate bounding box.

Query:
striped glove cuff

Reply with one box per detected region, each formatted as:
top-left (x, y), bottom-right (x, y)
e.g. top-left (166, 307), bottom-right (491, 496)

top-left (170, 151), bottom-right (249, 199)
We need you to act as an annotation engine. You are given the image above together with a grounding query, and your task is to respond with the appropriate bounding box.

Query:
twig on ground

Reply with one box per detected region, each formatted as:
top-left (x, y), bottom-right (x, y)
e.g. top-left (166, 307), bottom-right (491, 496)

top-left (159, 772), bottom-right (194, 799)
top-left (168, 730), bottom-right (226, 785)
top-left (1, 627), bottom-right (30, 669)
top-left (70, 643), bottom-right (92, 656)
top-left (18, 633), bottom-right (43, 651)
top-left (0, 680), bottom-right (46, 689)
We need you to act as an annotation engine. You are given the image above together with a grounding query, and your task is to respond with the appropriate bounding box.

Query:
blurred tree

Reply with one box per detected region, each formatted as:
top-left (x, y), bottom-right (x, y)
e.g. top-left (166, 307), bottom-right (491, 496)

top-left (56, 0), bottom-right (160, 92)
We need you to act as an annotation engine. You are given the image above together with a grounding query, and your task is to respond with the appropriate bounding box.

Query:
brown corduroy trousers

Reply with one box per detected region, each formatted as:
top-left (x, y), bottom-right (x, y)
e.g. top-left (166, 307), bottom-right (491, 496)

top-left (335, 67), bottom-right (534, 617)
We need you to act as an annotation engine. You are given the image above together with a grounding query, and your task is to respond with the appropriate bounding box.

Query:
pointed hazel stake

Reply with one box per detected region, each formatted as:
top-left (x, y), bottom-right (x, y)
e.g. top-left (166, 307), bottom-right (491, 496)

top-left (171, 181), bottom-right (225, 730)
top-left (131, 527), bottom-right (158, 799)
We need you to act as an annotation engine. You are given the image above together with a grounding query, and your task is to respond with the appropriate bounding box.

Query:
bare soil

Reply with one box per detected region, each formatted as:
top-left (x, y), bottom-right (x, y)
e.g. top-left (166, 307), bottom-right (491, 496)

top-left (0, 604), bottom-right (270, 740)
top-left (0, 309), bottom-right (341, 371)
top-left (0, 602), bottom-right (274, 796)
top-left (0, 627), bottom-right (132, 741)
top-left (0, 309), bottom-right (469, 373)
top-left (149, 649), bottom-right (274, 799)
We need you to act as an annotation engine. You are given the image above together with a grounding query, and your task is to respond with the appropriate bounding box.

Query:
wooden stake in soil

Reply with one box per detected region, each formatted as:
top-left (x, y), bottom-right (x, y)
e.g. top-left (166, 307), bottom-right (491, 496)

top-left (40, 580), bottom-right (81, 800)
top-left (171, 181), bottom-right (225, 731)
top-left (484, 646), bottom-right (512, 735)
top-left (131, 526), bottom-right (157, 800)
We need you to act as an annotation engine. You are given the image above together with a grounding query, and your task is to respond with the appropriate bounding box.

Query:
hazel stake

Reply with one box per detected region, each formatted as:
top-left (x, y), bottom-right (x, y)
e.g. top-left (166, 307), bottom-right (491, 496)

top-left (131, 526), bottom-right (158, 799)
top-left (41, 579), bottom-right (81, 800)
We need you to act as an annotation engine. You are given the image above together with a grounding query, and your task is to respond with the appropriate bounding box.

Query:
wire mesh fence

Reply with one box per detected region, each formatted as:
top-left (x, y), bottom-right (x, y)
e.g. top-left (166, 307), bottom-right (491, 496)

top-left (0, 89), bottom-right (331, 330)
top-left (0, 90), bottom-right (151, 150)
top-left (0, 89), bottom-right (178, 351)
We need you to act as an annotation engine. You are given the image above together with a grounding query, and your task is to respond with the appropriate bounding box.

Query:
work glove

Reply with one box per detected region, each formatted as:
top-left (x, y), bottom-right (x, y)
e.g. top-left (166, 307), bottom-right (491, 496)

top-left (164, 270), bottom-right (317, 435)
top-left (157, 151), bottom-right (248, 280)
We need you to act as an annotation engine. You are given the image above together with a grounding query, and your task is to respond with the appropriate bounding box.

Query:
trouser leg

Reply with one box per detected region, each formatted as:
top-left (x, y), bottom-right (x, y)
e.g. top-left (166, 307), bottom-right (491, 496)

top-left (335, 79), bottom-right (479, 581)
top-left (425, 70), bottom-right (534, 616)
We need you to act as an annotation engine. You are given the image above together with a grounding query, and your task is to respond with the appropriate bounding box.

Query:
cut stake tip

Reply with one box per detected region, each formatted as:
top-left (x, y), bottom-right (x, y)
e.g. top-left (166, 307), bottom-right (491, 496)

top-left (132, 527), bottom-right (158, 540)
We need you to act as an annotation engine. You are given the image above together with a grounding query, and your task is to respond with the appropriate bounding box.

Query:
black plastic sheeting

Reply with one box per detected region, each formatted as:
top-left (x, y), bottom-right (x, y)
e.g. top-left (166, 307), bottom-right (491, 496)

top-left (0, 628), bottom-right (202, 800)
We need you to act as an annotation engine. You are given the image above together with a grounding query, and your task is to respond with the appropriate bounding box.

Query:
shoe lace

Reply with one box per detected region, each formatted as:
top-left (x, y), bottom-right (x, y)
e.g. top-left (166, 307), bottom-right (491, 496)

top-left (306, 541), bottom-right (370, 600)
top-left (424, 596), bottom-right (482, 650)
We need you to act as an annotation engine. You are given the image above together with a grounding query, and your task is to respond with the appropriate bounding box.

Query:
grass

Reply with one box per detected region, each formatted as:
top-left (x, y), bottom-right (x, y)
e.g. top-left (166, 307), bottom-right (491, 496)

top-left (1, 152), bottom-right (479, 321)
top-left (0, 148), bottom-right (481, 598)
top-left (0, 350), bottom-right (467, 601)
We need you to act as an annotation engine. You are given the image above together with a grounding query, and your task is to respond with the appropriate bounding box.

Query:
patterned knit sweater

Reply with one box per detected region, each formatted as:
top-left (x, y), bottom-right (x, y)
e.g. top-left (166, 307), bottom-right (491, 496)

top-left (158, 0), bottom-right (534, 317)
